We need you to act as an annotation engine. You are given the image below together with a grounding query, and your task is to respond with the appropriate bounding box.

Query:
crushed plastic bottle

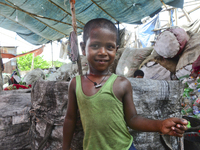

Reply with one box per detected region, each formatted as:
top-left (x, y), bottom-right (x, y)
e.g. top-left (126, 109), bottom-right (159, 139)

top-left (182, 105), bottom-right (193, 115)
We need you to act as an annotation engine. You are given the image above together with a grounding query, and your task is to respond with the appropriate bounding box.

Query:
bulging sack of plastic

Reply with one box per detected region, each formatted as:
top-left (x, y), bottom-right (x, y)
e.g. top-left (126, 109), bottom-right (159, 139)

top-left (128, 78), bottom-right (182, 150)
top-left (140, 61), bottom-right (171, 80)
top-left (154, 26), bottom-right (189, 58)
top-left (176, 33), bottom-right (200, 80)
top-left (116, 47), bottom-right (153, 77)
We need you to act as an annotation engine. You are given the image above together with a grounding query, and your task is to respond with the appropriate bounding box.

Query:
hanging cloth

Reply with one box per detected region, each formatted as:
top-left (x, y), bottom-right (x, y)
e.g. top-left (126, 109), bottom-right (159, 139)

top-left (68, 31), bottom-right (79, 64)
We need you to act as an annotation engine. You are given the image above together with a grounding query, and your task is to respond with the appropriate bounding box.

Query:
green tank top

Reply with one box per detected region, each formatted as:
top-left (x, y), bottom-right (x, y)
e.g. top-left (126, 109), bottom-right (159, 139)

top-left (76, 74), bottom-right (133, 150)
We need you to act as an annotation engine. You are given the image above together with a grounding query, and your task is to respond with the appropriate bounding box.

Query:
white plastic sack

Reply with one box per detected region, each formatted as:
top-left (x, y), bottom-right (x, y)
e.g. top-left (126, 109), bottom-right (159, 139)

top-left (176, 65), bottom-right (192, 80)
top-left (141, 61), bottom-right (171, 80)
top-left (23, 68), bottom-right (45, 85)
top-left (47, 63), bottom-right (77, 81)
top-left (154, 27), bottom-right (189, 58)
top-left (116, 47), bottom-right (153, 77)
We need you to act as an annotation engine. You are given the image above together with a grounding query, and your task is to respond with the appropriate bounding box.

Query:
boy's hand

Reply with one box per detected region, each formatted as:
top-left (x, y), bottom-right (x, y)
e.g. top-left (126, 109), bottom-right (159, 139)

top-left (160, 118), bottom-right (188, 137)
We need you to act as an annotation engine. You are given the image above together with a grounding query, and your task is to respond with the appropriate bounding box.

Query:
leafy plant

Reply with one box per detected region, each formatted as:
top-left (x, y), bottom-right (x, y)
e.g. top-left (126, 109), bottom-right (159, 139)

top-left (17, 53), bottom-right (51, 71)
top-left (17, 52), bottom-right (65, 71)
top-left (50, 60), bottom-right (65, 68)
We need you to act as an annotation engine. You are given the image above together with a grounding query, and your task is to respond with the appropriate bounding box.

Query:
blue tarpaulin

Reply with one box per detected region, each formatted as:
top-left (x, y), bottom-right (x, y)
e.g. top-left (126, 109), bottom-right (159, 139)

top-left (138, 15), bottom-right (159, 47)
top-left (0, 0), bottom-right (184, 45)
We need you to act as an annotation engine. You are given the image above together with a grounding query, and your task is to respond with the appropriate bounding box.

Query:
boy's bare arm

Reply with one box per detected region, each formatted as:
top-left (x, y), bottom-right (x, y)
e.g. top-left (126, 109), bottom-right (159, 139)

top-left (63, 78), bottom-right (78, 150)
top-left (121, 78), bottom-right (188, 137)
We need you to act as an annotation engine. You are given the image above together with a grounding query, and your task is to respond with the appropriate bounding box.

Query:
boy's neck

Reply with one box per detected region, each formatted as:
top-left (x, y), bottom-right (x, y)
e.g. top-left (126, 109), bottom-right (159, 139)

top-left (87, 69), bottom-right (110, 76)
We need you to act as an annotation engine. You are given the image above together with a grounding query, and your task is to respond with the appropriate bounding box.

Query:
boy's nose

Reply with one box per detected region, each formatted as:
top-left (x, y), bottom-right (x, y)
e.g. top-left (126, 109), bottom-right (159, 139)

top-left (98, 47), bottom-right (107, 55)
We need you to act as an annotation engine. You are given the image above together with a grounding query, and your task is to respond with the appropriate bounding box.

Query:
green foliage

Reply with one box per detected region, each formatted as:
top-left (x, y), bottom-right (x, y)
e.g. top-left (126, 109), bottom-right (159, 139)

top-left (17, 52), bottom-right (65, 71)
top-left (51, 60), bottom-right (65, 67)
top-left (17, 53), bottom-right (51, 71)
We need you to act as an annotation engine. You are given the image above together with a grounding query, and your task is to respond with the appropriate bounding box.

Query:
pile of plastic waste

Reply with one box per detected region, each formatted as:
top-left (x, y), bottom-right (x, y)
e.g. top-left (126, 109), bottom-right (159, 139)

top-left (181, 73), bottom-right (200, 118)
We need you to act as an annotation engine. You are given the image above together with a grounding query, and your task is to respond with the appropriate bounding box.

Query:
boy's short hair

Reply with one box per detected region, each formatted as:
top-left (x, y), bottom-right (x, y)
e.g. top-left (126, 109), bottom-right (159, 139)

top-left (134, 70), bottom-right (144, 77)
top-left (83, 18), bottom-right (118, 44)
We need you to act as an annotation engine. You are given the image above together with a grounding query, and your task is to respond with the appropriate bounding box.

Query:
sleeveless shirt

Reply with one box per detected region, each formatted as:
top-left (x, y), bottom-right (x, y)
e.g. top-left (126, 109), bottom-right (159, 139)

top-left (76, 74), bottom-right (133, 150)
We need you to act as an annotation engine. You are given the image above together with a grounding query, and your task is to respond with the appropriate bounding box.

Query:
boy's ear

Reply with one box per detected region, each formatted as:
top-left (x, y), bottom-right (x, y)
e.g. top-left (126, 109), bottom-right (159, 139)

top-left (80, 42), bottom-right (86, 56)
top-left (116, 45), bottom-right (119, 52)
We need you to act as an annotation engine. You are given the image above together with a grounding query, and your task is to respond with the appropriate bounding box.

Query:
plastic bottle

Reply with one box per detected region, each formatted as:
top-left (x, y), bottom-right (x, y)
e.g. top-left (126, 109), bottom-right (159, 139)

top-left (193, 110), bottom-right (200, 115)
top-left (195, 113), bottom-right (200, 119)
top-left (194, 98), bottom-right (200, 107)
top-left (193, 104), bottom-right (199, 111)
top-left (182, 105), bottom-right (193, 115)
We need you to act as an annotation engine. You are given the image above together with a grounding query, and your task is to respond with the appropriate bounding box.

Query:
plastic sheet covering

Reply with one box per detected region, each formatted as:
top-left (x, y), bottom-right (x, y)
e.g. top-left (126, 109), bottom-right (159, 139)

top-left (176, 33), bottom-right (200, 71)
top-left (0, 0), bottom-right (183, 45)
top-left (181, 19), bottom-right (200, 36)
top-left (138, 15), bottom-right (159, 47)
top-left (128, 78), bottom-right (182, 150)
top-left (116, 47), bottom-right (153, 77)
top-left (140, 61), bottom-right (171, 80)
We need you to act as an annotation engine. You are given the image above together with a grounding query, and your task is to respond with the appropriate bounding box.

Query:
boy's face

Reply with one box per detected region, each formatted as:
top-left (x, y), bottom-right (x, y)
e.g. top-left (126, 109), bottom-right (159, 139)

top-left (81, 27), bottom-right (118, 73)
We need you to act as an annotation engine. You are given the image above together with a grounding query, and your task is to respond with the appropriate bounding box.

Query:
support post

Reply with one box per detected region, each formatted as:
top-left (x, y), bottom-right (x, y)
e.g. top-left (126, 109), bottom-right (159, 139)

top-left (0, 50), bottom-right (3, 91)
top-left (182, 8), bottom-right (193, 22)
top-left (51, 41), bottom-right (53, 67)
top-left (69, 0), bottom-right (82, 75)
top-left (168, 9), bottom-right (172, 27)
top-left (174, 8), bottom-right (178, 26)
top-left (31, 53), bottom-right (34, 70)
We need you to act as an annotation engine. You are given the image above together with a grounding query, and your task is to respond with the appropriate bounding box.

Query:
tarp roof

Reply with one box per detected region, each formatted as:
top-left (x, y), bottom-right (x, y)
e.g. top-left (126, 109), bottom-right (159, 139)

top-left (0, 0), bottom-right (184, 45)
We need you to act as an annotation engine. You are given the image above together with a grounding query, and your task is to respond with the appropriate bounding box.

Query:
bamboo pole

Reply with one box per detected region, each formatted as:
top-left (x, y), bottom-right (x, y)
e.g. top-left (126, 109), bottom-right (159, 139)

top-left (181, 8), bottom-right (193, 22)
top-left (69, 0), bottom-right (82, 75)
top-left (31, 53), bottom-right (34, 70)
top-left (174, 8), bottom-right (178, 26)
top-left (168, 9), bottom-right (172, 27)
top-left (51, 41), bottom-right (53, 67)
top-left (179, 5), bottom-right (200, 19)
top-left (0, 50), bottom-right (3, 91)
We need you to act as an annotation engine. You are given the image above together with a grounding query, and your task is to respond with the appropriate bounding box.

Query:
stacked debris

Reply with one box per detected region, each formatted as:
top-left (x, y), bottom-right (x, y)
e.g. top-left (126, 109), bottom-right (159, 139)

top-left (29, 79), bottom-right (182, 150)
top-left (0, 89), bottom-right (32, 150)
top-left (116, 47), bottom-right (153, 77)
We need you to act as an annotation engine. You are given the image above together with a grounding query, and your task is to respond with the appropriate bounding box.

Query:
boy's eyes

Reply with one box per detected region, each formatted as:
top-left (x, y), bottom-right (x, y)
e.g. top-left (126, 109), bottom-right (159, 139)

top-left (107, 45), bottom-right (115, 49)
top-left (91, 44), bottom-right (99, 48)
top-left (90, 44), bottom-right (115, 50)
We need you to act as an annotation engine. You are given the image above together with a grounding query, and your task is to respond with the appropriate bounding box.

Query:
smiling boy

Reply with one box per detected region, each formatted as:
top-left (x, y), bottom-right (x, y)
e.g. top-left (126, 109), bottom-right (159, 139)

top-left (62, 18), bottom-right (188, 150)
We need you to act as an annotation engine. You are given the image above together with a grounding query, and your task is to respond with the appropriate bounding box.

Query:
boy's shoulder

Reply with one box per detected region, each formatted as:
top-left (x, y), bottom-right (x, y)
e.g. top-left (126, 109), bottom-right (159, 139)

top-left (115, 75), bottom-right (132, 89)
top-left (68, 76), bottom-right (77, 90)
top-left (116, 75), bottom-right (130, 82)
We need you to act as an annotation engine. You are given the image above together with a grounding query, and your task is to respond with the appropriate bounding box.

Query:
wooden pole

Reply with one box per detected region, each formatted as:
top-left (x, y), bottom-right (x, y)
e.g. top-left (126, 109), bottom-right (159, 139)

top-left (69, 0), bottom-right (82, 75)
top-left (51, 41), bottom-right (53, 67)
top-left (179, 5), bottom-right (200, 19)
top-left (0, 50), bottom-right (3, 91)
top-left (174, 8), bottom-right (178, 26)
top-left (181, 8), bottom-right (193, 22)
top-left (31, 53), bottom-right (34, 70)
top-left (168, 9), bottom-right (172, 27)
